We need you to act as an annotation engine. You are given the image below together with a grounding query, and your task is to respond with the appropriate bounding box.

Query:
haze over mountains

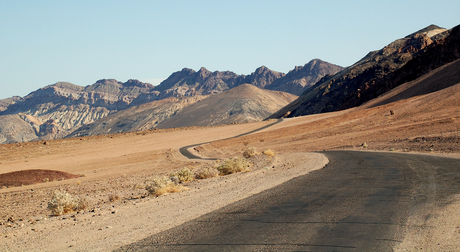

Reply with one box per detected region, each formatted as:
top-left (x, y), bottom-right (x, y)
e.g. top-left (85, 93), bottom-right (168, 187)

top-left (1, 23), bottom-right (459, 144)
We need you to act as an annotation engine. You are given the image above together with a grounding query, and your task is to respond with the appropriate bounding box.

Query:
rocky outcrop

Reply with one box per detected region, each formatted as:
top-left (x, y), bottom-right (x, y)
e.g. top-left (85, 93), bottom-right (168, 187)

top-left (0, 115), bottom-right (39, 144)
top-left (67, 96), bottom-right (209, 137)
top-left (270, 24), bottom-right (456, 118)
top-left (0, 96), bottom-right (22, 112)
top-left (0, 80), bottom-right (154, 132)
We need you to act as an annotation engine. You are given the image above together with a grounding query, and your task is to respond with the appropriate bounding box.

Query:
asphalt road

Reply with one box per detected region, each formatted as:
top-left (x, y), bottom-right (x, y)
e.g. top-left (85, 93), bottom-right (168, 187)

top-left (179, 119), bottom-right (283, 160)
top-left (116, 151), bottom-right (460, 251)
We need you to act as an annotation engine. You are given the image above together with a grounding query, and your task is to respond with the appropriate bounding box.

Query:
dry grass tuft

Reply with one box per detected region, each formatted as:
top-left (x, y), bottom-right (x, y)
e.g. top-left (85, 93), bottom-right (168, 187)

top-left (195, 166), bottom-right (219, 179)
top-left (217, 157), bottom-right (252, 175)
top-left (243, 147), bottom-right (258, 158)
top-left (262, 149), bottom-right (276, 157)
top-left (47, 190), bottom-right (86, 216)
top-left (145, 176), bottom-right (188, 196)
top-left (170, 167), bottom-right (195, 183)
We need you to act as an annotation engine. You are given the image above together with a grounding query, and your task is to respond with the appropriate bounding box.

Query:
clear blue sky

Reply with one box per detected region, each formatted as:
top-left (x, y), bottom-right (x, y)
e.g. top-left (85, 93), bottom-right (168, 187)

top-left (1, 0), bottom-right (459, 99)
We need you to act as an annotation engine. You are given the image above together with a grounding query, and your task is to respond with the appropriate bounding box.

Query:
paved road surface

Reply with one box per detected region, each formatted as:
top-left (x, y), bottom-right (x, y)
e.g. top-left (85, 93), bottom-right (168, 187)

top-left (116, 151), bottom-right (460, 251)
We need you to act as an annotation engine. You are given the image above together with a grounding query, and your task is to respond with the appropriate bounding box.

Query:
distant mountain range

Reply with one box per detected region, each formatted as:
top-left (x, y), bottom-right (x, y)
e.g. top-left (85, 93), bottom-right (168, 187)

top-left (270, 24), bottom-right (460, 118)
top-left (0, 59), bottom-right (340, 143)
top-left (68, 84), bottom-right (297, 137)
top-left (2, 23), bottom-right (459, 144)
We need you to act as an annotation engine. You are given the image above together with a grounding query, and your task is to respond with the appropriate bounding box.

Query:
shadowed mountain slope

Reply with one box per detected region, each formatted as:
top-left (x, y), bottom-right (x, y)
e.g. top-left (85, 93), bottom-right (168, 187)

top-left (270, 24), bottom-right (457, 118)
top-left (360, 57), bottom-right (460, 109)
top-left (157, 84), bottom-right (297, 128)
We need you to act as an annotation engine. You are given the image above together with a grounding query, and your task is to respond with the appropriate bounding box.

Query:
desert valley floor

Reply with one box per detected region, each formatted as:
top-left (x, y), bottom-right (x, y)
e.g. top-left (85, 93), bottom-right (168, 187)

top-left (1, 79), bottom-right (460, 251)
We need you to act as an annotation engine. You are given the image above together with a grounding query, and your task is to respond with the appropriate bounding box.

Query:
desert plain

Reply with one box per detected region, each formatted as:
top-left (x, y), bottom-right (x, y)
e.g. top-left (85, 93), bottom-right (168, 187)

top-left (1, 66), bottom-right (460, 251)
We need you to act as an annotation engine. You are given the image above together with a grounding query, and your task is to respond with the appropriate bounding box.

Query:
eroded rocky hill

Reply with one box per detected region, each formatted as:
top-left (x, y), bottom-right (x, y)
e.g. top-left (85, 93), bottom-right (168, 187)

top-left (270, 24), bottom-right (458, 118)
top-left (1, 59), bottom-right (340, 143)
top-left (68, 85), bottom-right (297, 136)
top-left (157, 84), bottom-right (298, 128)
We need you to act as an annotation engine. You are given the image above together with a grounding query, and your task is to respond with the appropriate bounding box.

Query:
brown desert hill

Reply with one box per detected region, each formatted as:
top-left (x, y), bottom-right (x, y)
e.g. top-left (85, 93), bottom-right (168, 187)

top-left (67, 95), bottom-right (209, 137)
top-left (0, 169), bottom-right (81, 188)
top-left (270, 24), bottom-right (456, 118)
top-left (157, 84), bottom-right (297, 128)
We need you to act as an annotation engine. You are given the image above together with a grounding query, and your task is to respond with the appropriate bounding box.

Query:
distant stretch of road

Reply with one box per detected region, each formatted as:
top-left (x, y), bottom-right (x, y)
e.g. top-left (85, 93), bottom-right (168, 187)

top-left (179, 118), bottom-right (283, 160)
top-left (116, 151), bottom-right (460, 251)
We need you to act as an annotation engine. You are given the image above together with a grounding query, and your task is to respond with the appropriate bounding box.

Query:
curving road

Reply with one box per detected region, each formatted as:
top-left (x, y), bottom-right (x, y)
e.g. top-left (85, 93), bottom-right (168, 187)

top-left (179, 119), bottom-right (283, 160)
top-left (116, 151), bottom-right (460, 251)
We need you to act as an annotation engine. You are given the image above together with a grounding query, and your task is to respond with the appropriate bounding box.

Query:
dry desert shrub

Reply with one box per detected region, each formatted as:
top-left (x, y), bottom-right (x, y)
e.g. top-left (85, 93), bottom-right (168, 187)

top-left (262, 149), bottom-right (276, 157)
top-left (217, 157), bottom-right (252, 175)
top-left (108, 194), bottom-right (120, 202)
top-left (145, 176), bottom-right (188, 196)
top-left (243, 147), bottom-right (258, 158)
top-left (170, 167), bottom-right (195, 183)
top-left (47, 190), bottom-right (86, 216)
top-left (195, 166), bottom-right (219, 179)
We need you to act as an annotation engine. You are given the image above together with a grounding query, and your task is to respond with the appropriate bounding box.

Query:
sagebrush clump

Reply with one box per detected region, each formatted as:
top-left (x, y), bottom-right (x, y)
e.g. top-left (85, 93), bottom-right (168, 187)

top-left (195, 166), bottom-right (219, 179)
top-left (47, 190), bottom-right (86, 216)
top-left (217, 157), bottom-right (252, 175)
top-left (262, 149), bottom-right (276, 157)
top-left (170, 167), bottom-right (194, 183)
top-left (145, 176), bottom-right (188, 196)
top-left (243, 147), bottom-right (258, 158)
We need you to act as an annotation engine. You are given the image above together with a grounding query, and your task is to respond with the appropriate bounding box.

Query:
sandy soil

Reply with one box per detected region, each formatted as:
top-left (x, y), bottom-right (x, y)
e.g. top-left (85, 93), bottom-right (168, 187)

top-left (0, 151), bottom-right (327, 251)
top-left (1, 82), bottom-right (460, 251)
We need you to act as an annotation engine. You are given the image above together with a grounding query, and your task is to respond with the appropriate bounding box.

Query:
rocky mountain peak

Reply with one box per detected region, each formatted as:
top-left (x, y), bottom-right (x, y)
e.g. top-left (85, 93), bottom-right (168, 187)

top-left (197, 67), bottom-right (211, 81)
top-left (94, 79), bottom-right (123, 86)
top-left (406, 24), bottom-right (447, 38)
top-left (180, 68), bottom-right (196, 75)
top-left (123, 79), bottom-right (154, 89)
top-left (254, 65), bottom-right (269, 75)
top-left (247, 66), bottom-right (285, 89)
